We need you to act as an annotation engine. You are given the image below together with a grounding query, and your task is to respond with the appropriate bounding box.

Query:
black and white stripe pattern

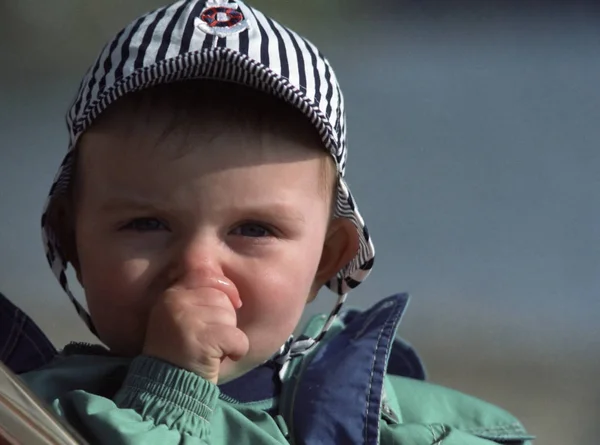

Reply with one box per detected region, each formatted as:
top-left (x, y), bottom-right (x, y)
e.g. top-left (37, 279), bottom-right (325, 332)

top-left (42, 0), bottom-right (375, 362)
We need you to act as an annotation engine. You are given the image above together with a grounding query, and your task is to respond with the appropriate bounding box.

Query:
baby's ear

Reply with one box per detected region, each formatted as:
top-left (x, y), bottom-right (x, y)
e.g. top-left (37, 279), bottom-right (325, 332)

top-left (309, 218), bottom-right (359, 300)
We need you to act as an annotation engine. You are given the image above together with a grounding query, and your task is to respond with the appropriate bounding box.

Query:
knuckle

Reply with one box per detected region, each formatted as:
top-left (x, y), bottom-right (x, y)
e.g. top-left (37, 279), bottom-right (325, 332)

top-left (231, 328), bottom-right (250, 351)
top-left (204, 289), bottom-right (231, 308)
top-left (213, 306), bottom-right (238, 325)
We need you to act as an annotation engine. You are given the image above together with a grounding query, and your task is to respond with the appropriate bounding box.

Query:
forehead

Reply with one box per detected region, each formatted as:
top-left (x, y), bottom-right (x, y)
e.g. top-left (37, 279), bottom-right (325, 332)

top-left (79, 114), bottom-right (325, 180)
top-left (76, 80), bottom-right (334, 195)
top-left (76, 110), bottom-right (331, 217)
top-left (80, 80), bottom-right (324, 162)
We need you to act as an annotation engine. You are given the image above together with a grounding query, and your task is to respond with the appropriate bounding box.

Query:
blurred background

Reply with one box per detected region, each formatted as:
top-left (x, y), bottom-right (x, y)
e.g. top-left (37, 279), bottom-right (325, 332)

top-left (1, 1), bottom-right (599, 443)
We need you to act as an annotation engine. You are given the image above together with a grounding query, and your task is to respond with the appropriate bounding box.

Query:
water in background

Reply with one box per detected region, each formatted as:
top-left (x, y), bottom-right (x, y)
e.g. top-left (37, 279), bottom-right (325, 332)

top-left (0, 2), bottom-right (598, 444)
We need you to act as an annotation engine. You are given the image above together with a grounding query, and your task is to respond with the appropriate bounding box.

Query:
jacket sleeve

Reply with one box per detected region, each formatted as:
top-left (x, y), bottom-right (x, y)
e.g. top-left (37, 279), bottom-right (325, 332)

top-left (378, 375), bottom-right (535, 445)
top-left (0, 292), bottom-right (56, 373)
top-left (380, 421), bottom-right (535, 445)
top-left (54, 356), bottom-right (288, 445)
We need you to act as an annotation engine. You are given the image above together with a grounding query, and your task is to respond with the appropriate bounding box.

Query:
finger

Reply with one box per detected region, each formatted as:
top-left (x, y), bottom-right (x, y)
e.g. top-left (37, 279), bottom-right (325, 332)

top-left (218, 277), bottom-right (242, 310)
top-left (214, 326), bottom-right (250, 362)
top-left (198, 306), bottom-right (238, 327)
top-left (208, 276), bottom-right (241, 310)
top-left (167, 275), bottom-right (242, 310)
top-left (164, 287), bottom-right (232, 312)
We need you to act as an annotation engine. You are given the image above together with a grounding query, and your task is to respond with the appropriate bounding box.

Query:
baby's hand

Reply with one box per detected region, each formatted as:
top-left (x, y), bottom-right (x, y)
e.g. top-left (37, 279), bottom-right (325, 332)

top-left (142, 276), bottom-right (249, 384)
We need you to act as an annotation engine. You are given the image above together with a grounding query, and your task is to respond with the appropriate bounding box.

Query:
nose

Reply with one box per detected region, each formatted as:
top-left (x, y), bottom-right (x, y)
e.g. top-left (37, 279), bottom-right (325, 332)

top-left (166, 233), bottom-right (223, 289)
top-left (165, 234), bottom-right (241, 308)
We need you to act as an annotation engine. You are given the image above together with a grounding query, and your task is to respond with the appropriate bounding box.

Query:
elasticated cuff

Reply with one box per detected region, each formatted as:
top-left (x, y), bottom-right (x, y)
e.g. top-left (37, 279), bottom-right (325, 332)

top-left (114, 355), bottom-right (219, 436)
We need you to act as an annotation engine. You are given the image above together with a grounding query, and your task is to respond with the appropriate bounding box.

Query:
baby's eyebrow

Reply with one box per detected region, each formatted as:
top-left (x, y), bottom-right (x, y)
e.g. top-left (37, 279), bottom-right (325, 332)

top-left (98, 198), bottom-right (307, 223)
top-left (234, 204), bottom-right (306, 223)
top-left (99, 197), bottom-right (165, 213)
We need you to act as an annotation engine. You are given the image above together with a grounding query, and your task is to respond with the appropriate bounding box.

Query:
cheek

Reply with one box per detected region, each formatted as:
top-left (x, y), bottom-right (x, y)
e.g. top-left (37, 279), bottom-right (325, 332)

top-left (239, 244), bottom-right (322, 313)
top-left (82, 252), bottom-right (151, 307)
top-left (234, 238), bottom-right (325, 355)
top-left (78, 243), bottom-right (156, 352)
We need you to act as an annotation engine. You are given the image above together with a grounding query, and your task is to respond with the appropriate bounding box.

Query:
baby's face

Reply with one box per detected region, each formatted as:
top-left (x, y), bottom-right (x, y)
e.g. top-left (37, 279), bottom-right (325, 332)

top-left (72, 102), bottom-right (340, 382)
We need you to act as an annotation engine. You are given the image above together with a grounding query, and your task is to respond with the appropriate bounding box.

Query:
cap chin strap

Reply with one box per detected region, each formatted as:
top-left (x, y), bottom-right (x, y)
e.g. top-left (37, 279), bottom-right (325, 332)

top-left (272, 292), bottom-right (348, 381)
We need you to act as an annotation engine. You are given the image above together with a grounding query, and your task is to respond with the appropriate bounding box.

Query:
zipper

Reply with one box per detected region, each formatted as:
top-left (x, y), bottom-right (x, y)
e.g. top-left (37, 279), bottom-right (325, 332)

top-left (274, 415), bottom-right (290, 441)
top-left (380, 388), bottom-right (400, 425)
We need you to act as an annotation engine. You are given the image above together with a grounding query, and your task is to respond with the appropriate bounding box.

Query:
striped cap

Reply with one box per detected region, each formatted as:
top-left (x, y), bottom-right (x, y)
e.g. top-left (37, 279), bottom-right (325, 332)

top-left (41, 0), bottom-right (375, 348)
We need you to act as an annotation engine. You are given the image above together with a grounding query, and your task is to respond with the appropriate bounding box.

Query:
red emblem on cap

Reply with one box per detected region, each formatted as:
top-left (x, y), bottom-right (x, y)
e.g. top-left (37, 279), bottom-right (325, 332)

top-left (201, 6), bottom-right (243, 28)
top-left (195, 1), bottom-right (249, 37)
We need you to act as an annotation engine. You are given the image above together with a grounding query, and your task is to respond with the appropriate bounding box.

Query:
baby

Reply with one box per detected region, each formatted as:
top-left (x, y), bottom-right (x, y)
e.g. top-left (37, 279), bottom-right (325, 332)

top-left (20, 1), bottom-right (534, 444)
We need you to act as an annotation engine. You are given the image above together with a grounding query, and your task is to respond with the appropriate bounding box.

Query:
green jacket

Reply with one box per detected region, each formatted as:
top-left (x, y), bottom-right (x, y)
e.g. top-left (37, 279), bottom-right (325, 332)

top-left (21, 294), bottom-right (534, 444)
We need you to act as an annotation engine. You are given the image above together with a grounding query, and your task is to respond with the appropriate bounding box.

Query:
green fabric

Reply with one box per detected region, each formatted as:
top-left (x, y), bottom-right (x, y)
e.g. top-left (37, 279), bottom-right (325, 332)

top-left (24, 354), bottom-right (287, 444)
top-left (381, 376), bottom-right (534, 444)
top-left (20, 315), bottom-right (534, 444)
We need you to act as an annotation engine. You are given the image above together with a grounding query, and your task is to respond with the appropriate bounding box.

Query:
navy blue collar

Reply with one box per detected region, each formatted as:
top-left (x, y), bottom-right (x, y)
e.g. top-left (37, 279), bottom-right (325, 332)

top-left (219, 294), bottom-right (423, 445)
top-left (219, 360), bottom-right (281, 403)
top-left (284, 293), bottom-right (411, 445)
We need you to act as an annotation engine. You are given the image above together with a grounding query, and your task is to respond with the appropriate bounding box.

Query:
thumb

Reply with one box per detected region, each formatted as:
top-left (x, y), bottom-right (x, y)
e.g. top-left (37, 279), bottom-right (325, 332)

top-left (172, 272), bottom-right (242, 310)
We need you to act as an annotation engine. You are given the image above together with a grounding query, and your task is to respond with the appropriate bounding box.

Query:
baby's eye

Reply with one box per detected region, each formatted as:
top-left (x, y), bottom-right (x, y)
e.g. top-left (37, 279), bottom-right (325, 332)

top-left (231, 223), bottom-right (273, 238)
top-left (121, 218), bottom-right (168, 232)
